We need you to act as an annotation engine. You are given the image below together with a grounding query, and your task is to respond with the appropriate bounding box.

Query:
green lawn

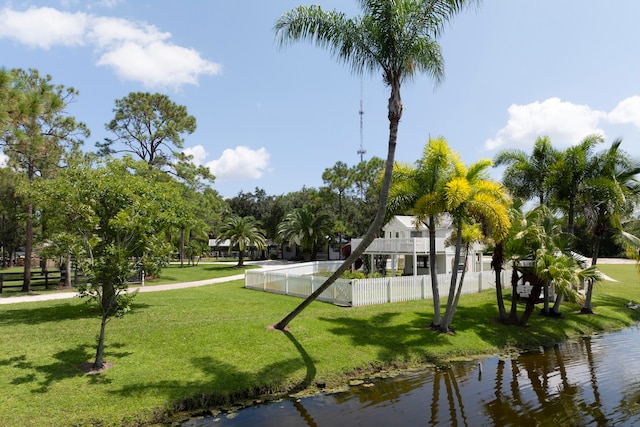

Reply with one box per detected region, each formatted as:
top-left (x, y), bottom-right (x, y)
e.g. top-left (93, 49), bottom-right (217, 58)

top-left (0, 264), bottom-right (638, 426)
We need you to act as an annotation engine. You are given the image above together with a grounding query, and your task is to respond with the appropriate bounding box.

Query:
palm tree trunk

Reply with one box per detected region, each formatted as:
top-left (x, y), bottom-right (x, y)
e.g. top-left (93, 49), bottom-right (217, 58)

top-left (518, 282), bottom-right (543, 326)
top-left (581, 236), bottom-right (601, 314)
top-left (492, 243), bottom-right (508, 322)
top-left (440, 221), bottom-right (463, 334)
top-left (428, 216), bottom-right (442, 327)
top-left (508, 269), bottom-right (520, 324)
top-left (541, 280), bottom-right (550, 315)
top-left (445, 248), bottom-right (470, 329)
top-left (552, 293), bottom-right (563, 316)
top-left (274, 83), bottom-right (403, 331)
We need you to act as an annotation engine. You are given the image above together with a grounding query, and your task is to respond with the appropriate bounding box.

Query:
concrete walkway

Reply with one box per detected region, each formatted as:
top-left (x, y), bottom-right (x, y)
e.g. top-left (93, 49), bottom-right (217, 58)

top-left (1, 258), bottom-right (635, 306)
top-left (0, 260), bottom-right (289, 306)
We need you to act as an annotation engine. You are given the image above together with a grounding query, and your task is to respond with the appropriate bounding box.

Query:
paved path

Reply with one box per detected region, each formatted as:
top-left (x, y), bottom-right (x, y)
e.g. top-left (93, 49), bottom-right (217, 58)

top-left (0, 260), bottom-right (288, 305)
top-left (1, 258), bottom-right (635, 305)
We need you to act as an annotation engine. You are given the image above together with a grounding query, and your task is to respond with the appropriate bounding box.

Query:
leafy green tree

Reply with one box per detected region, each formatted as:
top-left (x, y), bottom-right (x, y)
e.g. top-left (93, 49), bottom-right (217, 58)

top-left (322, 161), bottom-right (353, 219)
top-left (99, 93), bottom-right (217, 268)
top-left (494, 136), bottom-right (560, 206)
top-left (217, 215), bottom-right (267, 267)
top-left (387, 137), bottom-right (462, 327)
top-left (272, 0), bottom-right (477, 330)
top-left (0, 68), bottom-right (88, 291)
top-left (278, 205), bottom-right (332, 261)
top-left (0, 167), bottom-right (24, 267)
top-left (98, 92), bottom-right (204, 179)
top-left (33, 157), bottom-right (181, 371)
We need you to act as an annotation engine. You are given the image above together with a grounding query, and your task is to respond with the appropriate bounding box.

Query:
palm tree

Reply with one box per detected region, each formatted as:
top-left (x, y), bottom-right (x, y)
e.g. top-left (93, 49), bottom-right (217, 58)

top-left (439, 159), bottom-right (511, 334)
top-left (387, 137), bottom-right (462, 327)
top-left (580, 138), bottom-right (640, 313)
top-left (216, 215), bottom-right (267, 267)
top-left (272, 0), bottom-right (477, 330)
top-left (278, 205), bottom-right (331, 261)
top-left (547, 134), bottom-right (604, 236)
top-left (494, 136), bottom-right (560, 206)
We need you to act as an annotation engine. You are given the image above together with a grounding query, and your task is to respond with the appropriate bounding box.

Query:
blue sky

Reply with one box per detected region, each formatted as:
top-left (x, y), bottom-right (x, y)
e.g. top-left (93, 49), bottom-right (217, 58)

top-left (2, 0), bottom-right (639, 199)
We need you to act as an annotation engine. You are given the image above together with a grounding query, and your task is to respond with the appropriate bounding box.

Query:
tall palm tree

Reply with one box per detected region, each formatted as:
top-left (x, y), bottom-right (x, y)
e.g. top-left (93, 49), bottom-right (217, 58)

top-left (217, 215), bottom-right (267, 267)
top-left (580, 138), bottom-right (640, 313)
top-left (439, 158), bottom-right (511, 334)
top-left (272, 0), bottom-right (477, 330)
top-left (278, 205), bottom-right (331, 261)
top-left (547, 134), bottom-right (604, 236)
top-left (494, 136), bottom-right (560, 206)
top-left (387, 137), bottom-right (462, 327)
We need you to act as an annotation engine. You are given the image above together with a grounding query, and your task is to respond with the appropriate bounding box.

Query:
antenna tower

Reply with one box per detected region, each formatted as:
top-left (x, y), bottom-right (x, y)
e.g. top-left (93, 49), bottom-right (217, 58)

top-left (357, 80), bottom-right (366, 162)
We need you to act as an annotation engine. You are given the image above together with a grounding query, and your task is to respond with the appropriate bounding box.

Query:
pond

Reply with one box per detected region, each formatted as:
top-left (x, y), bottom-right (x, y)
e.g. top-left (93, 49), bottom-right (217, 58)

top-left (183, 325), bottom-right (640, 426)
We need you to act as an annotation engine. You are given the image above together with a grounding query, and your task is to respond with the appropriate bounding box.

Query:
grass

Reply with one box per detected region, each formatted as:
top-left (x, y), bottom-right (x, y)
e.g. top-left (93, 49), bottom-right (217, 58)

top-left (0, 264), bottom-right (638, 426)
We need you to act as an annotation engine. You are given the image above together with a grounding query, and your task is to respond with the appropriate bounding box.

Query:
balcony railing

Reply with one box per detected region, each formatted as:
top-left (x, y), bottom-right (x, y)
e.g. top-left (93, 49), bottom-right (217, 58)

top-left (351, 237), bottom-right (445, 254)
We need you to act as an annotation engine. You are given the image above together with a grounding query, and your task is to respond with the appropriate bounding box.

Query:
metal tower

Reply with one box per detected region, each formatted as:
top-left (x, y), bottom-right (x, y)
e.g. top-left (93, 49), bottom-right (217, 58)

top-left (357, 81), bottom-right (366, 162)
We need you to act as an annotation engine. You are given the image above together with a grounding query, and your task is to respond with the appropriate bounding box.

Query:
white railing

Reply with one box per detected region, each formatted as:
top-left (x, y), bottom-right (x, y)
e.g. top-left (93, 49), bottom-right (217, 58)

top-left (351, 237), bottom-right (444, 253)
top-left (245, 262), bottom-right (508, 307)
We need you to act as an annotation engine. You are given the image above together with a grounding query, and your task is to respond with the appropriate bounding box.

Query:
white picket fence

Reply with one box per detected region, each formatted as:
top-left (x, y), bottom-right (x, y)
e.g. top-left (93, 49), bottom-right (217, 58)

top-left (245, 262), bottom-right (508, 307)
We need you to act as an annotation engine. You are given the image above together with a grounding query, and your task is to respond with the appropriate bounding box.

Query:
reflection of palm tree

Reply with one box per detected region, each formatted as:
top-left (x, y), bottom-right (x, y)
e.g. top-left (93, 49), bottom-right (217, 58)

top-left (293, 399), bottom-right (318, 427)
top-left (583, 337), bottom-right (607, 424)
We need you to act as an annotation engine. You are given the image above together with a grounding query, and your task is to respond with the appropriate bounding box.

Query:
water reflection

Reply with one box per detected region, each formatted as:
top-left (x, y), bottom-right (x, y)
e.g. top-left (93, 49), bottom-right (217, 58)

top-left (184, 326), bottom-right (640, 426)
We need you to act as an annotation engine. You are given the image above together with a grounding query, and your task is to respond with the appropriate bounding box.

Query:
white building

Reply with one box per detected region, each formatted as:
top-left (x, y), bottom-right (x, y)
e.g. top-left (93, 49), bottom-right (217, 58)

top-left (351, 215), bottom-right (485, 276)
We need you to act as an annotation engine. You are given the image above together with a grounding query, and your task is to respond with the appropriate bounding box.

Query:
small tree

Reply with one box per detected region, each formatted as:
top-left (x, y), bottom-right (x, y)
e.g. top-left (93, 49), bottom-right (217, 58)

top-left (278, 205), bottom-right (331, 261)
top-left (98, 92), bottom-right (196, 169)
top-left (217, 215), bottom-right (267, 267)
top-left (34, 157), bottom-right (180, 371)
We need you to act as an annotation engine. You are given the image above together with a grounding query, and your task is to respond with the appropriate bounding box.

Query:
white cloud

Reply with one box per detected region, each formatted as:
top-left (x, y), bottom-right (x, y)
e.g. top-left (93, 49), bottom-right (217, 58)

top-left (0, 7), bottom-right (89, 49)
top-left (0, 6), bottom-right (221, 89)
top-left (183, 145), bottom-right (208, 166)
top-left (206, 146), bottom-right (271, 180)
top-left (485, 98), bottom-right (607, 151)
top-left (608, 96), bottom-right (640, 128)
top-left (97, 40), bottom-right (221, 88)
top-left (89, 16), bottom-right (170, 48)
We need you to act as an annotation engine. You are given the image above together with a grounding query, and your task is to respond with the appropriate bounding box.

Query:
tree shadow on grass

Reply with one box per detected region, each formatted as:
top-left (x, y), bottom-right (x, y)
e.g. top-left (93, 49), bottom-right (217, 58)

top-left (111, 354), bottom-right (309, 411)
top-left (454, 300), bottom-right (638, 353)
top-left (318, 311), bottom-right (451, 363)
top-left (3, 342), bottom-right (133, 393)
top-left (0, 301), bottom-right (151, 326)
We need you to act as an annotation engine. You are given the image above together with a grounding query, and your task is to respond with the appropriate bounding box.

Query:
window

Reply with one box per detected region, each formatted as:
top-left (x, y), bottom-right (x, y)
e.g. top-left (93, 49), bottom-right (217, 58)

top-left (416, 256), bottom-right (429, 268)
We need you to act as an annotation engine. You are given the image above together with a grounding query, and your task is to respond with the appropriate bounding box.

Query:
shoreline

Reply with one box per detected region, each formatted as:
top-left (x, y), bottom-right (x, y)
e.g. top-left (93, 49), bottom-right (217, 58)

top-left (165, 317), bottom-right (640, 425)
